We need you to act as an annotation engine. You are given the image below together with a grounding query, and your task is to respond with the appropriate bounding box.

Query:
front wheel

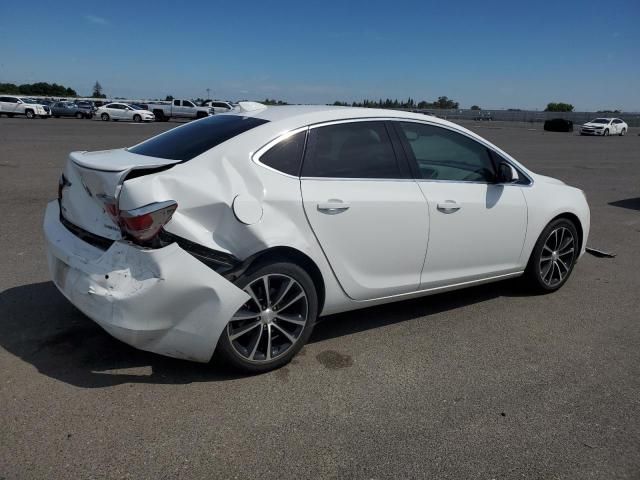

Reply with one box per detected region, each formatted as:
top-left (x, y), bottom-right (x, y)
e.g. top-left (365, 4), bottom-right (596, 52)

top-left (603, 129), bottom-right (609, 136)
top-left (75, 112), bottom-right (84, 119)
top-left (620, 128), bottom-right (626, 136)
top-left (101, 113), bottom-right (110, 121)
top-left (25, 109), bottom-right (35, 119)
top-left (524, 218), bottom-right (579, 293)
top-left (133, 114), bottom-right (141, 123)
top-left (216, 261), bottom-right (318, 373)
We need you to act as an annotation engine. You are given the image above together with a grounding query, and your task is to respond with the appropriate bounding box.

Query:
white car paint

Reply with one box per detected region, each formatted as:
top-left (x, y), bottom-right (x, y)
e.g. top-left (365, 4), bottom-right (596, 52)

top-left (96, 103), bottom-right (155, 122)
top-left (202, 100), bottom-right (234, 114)
top-left (0, 96), bottom-right (51, 118)
top-left (580, 117), bottom-right (628, 136)
top-left (44, 104), bottom-right (590, 363)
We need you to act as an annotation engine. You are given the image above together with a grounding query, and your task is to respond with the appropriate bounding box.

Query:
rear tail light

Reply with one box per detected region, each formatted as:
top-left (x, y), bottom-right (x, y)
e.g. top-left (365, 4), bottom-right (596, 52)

top-left (118, 200), bottom-right (178, 243)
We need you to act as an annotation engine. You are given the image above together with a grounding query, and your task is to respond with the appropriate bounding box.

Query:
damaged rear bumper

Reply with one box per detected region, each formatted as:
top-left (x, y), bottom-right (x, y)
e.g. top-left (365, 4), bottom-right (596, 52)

top-left (43, 201), bottom-right (249, 362)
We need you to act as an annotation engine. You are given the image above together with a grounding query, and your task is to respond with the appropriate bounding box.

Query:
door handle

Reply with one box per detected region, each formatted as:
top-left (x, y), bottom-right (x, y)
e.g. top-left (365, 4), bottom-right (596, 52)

top-left (317, 200), bottom-right (350, 214)
top-left (437, 201), bottom-right (461, 213)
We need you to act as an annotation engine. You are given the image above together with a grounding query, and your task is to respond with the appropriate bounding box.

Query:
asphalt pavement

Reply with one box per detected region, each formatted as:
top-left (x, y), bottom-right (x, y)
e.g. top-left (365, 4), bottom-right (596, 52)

top-left (1, 116), bottom-right (638, 479)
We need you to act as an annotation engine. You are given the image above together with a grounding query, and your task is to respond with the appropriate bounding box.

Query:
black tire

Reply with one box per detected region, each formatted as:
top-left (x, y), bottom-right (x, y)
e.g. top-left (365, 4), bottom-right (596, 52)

top-left (216, 261), bottom-right (318, 373)
top-left (40, 115), bottom-right (49, 119)
top-left (25, 109), bottom-right (35, 119)
top-left (524, 218), bottom-right (579, 293)
top-left (7, 113), bottom-right (14, 118)
top-left (133, 114), bottom-right (141, 123)
top-left (75, 112), bottom-right (83, 119)
top-left (53, 115), bottom-right (60, 118)
top-left (604, 129), bottom-right (609, 136)
top-left (620, 128), bottom-right (626, 136)
top-left (101, 113), bottom-right (110, 121)
top-left (196, 111), bottom-right (208, 119)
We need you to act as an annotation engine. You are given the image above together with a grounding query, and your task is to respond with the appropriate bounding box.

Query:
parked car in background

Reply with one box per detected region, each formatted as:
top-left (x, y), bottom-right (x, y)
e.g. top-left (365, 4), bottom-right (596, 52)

top-left (51, 101), bottom-right (93, 119)
top-left (76, 100), bottom-right (97, 113)
top-left (544, 118), bottom-right (573, 132)
top-left (474, 112), bottom-right (493, 121)
top-left (580, 118), bottom-right (628, 136)
top-left (0, 96), bottom-right (51, 118)
top-left (202, 100), bottom-right (234, 114)
top-left (45, 103), bottom-right (590, 372)
top-left (96, 103), bottom-right (155, 122)
top-left (146, 99), bottom-right (213, 121)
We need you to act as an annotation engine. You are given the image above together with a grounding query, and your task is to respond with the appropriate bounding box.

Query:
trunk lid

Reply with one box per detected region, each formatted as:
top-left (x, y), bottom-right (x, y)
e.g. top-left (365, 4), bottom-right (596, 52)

top-left (59, 149), bottom-right (179, 240)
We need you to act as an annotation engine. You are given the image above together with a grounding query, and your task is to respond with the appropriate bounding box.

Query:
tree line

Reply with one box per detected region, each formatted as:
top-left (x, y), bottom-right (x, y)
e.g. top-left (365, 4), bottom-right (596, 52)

top-left (0, 82), bottom-right (77, 97)
top-left (332, 96), bottom-right (460, 110)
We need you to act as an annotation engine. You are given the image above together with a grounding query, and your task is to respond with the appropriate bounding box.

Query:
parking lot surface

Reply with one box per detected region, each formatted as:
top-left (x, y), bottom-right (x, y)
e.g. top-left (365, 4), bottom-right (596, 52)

top-left (1, 117), bottom-right (639, 479)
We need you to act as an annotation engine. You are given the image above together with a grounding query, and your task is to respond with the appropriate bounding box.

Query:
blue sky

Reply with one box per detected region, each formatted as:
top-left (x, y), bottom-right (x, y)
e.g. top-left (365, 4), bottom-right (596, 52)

top-left (1, 0), bottom-right (639, 110)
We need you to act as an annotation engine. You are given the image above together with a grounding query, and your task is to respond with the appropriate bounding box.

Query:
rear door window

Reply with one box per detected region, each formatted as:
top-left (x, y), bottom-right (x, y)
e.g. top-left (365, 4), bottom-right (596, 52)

top-left (129, 115), bottom-right (269, 161)
top-left (301, 121), bottom-right (404, 179)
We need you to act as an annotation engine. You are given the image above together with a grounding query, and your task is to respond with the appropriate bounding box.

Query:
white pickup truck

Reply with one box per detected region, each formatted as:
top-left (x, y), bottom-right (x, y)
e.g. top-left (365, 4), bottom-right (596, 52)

top-left (145, 99), bottom-right (213, 121)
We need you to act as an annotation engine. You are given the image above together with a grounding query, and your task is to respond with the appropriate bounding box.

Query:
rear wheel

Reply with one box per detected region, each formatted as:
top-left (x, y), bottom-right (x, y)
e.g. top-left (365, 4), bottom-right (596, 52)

top-left (620, 128), bottom-right (626, 136)
top-left (604, 129), bottom-right (609, 136)
top-left (25, 109), bottom-right (35, 119)
top-left (216, 261), bottom-right (318, 373)
top-left (524, 218), bottom-right (579, 293)
top-left (75, 112), bottom-right (83, 119)
top-left (133, 114), bottom-right (141, 123)
top-left (101, 113), bottom-right (110, 121)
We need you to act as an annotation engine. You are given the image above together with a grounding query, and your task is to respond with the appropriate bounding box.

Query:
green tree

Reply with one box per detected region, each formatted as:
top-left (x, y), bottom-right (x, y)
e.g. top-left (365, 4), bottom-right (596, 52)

top-left (545, 102), bottom-right (574, 112)
top-left (0, 82), bottom-right (20, 94)
top-left (165, 95), bottom-right (174, 101)
top-left (470, 105), bottom-right (481, 110)
top-left (92, 81), bottom-right (105, 98)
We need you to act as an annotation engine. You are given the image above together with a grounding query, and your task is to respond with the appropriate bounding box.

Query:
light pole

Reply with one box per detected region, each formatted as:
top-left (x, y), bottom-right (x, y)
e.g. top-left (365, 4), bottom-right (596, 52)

top-left (206, 88), bottom-right (210, 100)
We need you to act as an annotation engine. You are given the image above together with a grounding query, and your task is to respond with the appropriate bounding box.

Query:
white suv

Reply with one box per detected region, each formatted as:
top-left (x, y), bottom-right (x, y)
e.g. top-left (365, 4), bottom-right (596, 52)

top-left (0, 96), bottom-right (51, 118)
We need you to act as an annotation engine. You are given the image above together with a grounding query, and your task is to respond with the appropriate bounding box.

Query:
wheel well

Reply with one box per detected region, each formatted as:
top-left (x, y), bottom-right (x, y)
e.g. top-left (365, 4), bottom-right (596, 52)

top-left (552, 212), bottom-right (584, 251)
top-left (244, 247), bottom-right (325, 313)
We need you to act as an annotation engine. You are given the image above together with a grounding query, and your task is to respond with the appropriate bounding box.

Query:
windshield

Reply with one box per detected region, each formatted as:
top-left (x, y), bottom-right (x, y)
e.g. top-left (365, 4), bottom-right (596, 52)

top-left (590, 118), bottom-right (609, 124)
top-left (130, 105), bottom-right (145, 110)
top-left (129, 115), bottom-right (269, 161)
top-left (21, 98), bottom-right (37, 104)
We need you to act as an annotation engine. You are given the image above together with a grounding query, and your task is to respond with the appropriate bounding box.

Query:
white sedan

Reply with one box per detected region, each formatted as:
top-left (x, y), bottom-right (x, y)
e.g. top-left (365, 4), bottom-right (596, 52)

top-left (44, 103), bottom-right (590, 372)
top-left (580, 117), bottom-right (628, 136)
top-left (96, 103), bottom-right (155, 122)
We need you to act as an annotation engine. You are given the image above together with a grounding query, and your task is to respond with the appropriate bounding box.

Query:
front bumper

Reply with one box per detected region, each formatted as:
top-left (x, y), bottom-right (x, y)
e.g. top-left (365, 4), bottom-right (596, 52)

top-left (580, 129), bottom-right (603, 135)
top-left (44, 201), bottom-right (249, 362)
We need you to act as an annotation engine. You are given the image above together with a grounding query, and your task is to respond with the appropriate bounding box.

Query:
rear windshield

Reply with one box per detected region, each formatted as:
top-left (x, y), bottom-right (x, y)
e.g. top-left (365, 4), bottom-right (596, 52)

top-left (129, 115), bottom-right (269, 161)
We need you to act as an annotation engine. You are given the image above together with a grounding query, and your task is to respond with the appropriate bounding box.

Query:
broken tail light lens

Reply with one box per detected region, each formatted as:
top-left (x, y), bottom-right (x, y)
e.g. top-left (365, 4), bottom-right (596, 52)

top-left (119, 200), bottom-right (178, 244)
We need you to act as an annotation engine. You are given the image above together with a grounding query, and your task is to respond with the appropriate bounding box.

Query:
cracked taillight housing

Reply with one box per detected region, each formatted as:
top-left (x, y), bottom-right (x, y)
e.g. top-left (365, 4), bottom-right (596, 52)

top-left (118, 200), bottom-right (178, 244)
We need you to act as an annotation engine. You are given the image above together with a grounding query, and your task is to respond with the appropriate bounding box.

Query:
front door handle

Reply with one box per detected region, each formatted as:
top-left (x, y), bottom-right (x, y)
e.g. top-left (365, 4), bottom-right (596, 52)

top-left (437, 201), bottom-right (461, 213)
top-left (317, 200), bottom-right (350, 214)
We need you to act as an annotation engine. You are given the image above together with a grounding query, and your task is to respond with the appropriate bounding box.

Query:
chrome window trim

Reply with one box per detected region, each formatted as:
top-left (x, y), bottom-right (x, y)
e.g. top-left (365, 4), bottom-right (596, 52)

top-left (252, 126), bottom-right (309, 179)
top-left (252, 116), bottom-right (533, 186)
top-left (390, 118), bottom-right (534, 187)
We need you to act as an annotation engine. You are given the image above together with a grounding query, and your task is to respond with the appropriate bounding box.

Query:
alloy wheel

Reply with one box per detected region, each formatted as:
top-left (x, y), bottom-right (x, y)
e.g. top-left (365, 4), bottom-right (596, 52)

top-left (227, 274), bottom-right (309, 363)
top-left (539, 226), bottom-right (575, 287)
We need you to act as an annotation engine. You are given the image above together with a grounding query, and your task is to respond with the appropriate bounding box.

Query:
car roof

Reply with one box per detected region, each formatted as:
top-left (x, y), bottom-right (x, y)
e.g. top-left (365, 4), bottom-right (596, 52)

top-left (232, 104), bottom-right (459, 131)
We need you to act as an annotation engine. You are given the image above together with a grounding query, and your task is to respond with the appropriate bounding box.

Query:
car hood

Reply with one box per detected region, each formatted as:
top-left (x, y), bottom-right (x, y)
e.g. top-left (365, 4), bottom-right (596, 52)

top-left (532, 173), bottom-right (566, 186)
top-left (582, 122), bottom-right (608, 128)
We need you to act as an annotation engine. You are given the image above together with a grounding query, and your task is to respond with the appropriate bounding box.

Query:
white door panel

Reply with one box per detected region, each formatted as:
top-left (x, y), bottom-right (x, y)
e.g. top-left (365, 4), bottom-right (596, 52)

top-left (302, 179), bottom-right (429, 300)
top-left (418, 182), bottom-right (527, 288)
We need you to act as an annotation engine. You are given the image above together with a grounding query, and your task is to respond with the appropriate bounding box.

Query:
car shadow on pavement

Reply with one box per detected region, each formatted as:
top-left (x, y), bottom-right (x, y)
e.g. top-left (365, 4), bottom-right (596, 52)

top-left (310, 279), bottom-right (530, 344)
top-left (609, 197), bottom-right (640, 211)
top-left (0, 279), bottom-right (534, 388)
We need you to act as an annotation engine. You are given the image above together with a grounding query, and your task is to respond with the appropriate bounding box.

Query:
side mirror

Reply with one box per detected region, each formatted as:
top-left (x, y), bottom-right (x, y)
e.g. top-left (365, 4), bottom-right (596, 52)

top-left (497, 161), bottom-right (518, 183)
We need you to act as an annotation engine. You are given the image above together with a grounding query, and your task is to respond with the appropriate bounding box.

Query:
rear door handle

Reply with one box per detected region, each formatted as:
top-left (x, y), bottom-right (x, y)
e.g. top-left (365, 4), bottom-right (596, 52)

top-left (437, 201), bottom-right (461, 213)
top-left (317, 200), bottom-right (350, 214)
